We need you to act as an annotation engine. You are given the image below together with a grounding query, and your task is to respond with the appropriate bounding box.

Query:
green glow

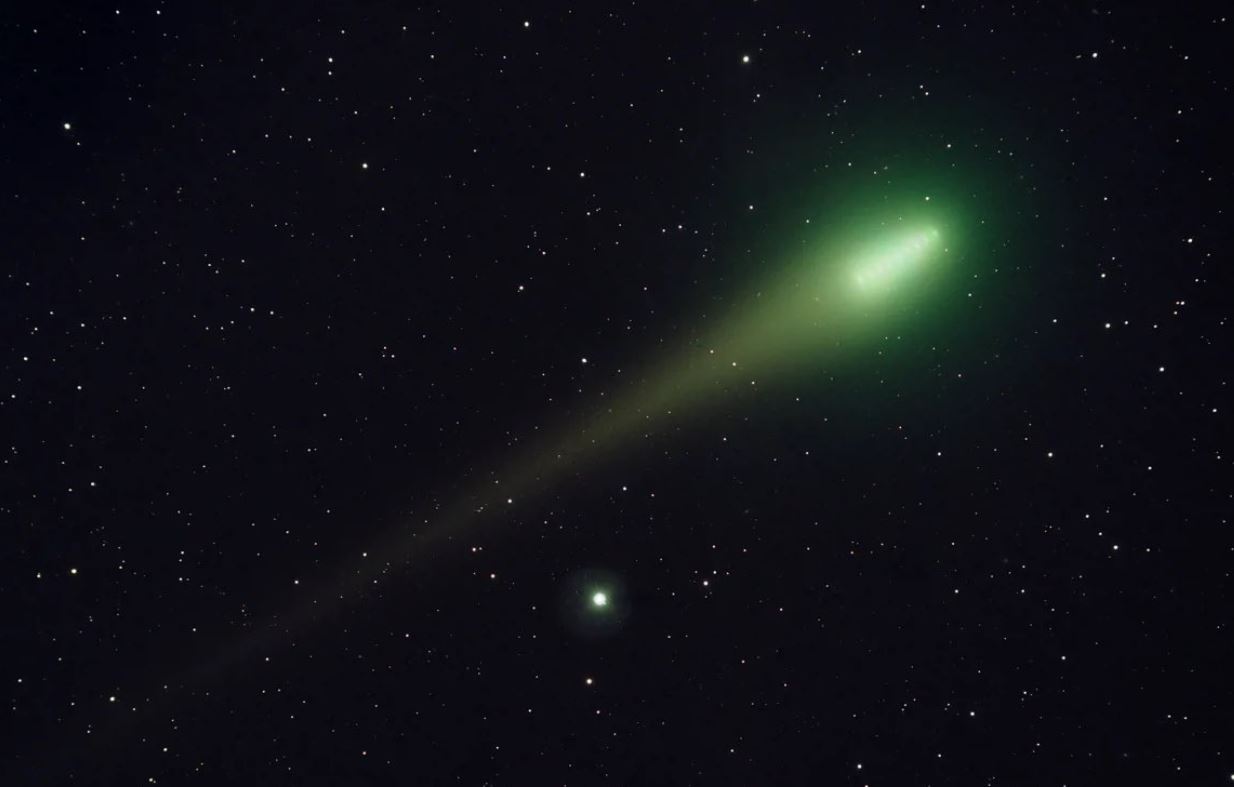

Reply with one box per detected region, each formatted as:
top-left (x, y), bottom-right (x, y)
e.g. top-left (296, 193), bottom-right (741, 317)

top-left (206, 188), bottom-right (972, 672)
top-left (850, 227), bottom-right (943, 296)
top-left (325, 208), bottom-right (962, 605)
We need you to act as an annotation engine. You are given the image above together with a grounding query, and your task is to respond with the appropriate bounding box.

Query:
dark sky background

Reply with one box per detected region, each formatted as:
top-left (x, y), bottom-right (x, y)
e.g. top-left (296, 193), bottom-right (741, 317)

top-left (3, 2), bottom-right (1231, 784)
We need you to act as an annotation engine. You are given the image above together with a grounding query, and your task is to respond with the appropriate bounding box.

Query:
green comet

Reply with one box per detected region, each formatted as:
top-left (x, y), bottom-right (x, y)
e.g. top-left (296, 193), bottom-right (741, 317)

top-left (189, 199), bottom-right (965, 676)
top-left (326, 209), bottom-right (959, 598)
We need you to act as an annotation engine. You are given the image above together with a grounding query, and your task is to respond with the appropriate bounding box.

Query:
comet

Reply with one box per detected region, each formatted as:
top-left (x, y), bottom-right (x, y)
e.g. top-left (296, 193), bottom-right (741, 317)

top-left (185, 211), bottom-right (953, 678)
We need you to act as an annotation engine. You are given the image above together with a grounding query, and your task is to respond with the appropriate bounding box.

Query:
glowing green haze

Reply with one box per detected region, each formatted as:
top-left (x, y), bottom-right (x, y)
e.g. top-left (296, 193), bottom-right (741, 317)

top-left (850, 227), bottom-right (943, 296)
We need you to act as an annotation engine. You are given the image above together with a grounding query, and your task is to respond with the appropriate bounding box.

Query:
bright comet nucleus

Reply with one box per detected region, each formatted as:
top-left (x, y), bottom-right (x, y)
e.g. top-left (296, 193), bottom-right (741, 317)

top-left (850, 226), bottom-right (944, 296)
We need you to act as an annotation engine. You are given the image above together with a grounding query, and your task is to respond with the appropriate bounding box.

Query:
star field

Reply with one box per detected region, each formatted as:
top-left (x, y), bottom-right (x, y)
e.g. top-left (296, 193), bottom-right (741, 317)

top-left (3, 2), bottom-right (1232, 785)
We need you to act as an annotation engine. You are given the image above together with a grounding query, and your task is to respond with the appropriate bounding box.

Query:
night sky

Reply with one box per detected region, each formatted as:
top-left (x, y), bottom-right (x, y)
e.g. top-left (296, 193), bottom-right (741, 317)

top-left (4, 3), bottom-right (1232, 784)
